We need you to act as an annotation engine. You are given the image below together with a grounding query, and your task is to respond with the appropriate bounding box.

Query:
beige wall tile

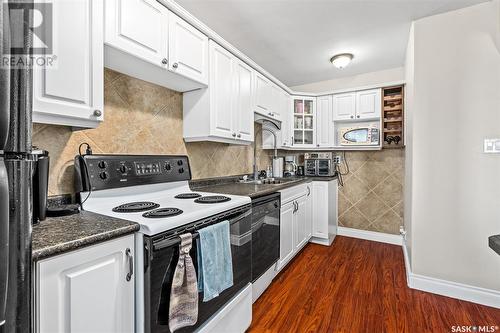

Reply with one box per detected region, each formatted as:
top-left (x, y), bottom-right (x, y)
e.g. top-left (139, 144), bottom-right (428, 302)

top-left (32, 69), bottom-right (271, 195)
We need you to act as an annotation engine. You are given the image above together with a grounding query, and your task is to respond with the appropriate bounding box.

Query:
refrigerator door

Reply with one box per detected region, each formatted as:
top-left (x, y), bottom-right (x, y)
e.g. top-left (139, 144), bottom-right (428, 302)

top-left (0, 160), bottom-right (8, 330)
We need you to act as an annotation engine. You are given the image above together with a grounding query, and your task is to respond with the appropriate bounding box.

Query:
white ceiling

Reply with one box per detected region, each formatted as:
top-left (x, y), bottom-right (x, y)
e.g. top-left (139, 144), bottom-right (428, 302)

top-left (176, 0), bottom-right (490, 87)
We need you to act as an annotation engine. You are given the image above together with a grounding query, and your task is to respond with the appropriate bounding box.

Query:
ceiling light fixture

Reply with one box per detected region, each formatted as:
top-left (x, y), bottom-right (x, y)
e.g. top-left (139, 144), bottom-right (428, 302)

top-left (330, 53), bottom-right (354, 69)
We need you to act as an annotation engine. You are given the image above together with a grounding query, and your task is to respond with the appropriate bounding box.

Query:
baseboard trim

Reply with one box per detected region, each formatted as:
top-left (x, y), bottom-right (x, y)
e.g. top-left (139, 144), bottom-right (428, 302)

top-left (402, 241), bottom-right (500, 309)
top-left (337, 226), bottom-right (403, 246)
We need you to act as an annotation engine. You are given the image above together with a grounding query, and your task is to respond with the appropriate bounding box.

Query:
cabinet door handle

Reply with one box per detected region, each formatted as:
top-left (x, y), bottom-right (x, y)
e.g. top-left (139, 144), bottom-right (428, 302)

top-left (307, 186), bottom-right (311, 197)
top-left (93, 109), bottom-right (102, 117)
top-left (350, 115), bottom-right (354, 119)
top-left (161, 58), bottom-right (168, 65)
top-left (237, 133), bottom-right (241, 138)
top-left (126, 248), bottom-right (133, 282)
top-left (172, 62), bottom-right (179, 69)
top-left (357, 115), bottom-right (360, 118)
top-left (232, 133), bottom-right (236, 137)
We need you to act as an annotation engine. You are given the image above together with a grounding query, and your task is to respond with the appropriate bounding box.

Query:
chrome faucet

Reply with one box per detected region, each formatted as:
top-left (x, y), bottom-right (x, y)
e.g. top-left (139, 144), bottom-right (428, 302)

top-left (254, 124), bottom-right (278, 180)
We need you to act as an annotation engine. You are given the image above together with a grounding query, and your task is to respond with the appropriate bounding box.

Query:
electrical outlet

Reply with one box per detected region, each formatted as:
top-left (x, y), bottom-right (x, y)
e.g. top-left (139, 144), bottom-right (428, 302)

top-left (334, 155), bottom-right (342, 164)
top-left (484, 139), bottom-right (500, 153)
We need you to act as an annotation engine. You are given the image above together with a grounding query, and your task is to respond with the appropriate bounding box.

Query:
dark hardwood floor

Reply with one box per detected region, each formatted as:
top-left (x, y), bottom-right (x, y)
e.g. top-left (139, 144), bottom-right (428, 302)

top-left (249, 236), bottom-right (500, 333)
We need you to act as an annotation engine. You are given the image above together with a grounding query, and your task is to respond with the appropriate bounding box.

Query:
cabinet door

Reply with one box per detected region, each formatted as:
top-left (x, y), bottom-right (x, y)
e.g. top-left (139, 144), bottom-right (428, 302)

top-left (105, 0), bottom-right (168, 68)
top-left (294, 197), bottom-right (308, 250)
top-left (234, 60), bottom-right (254, 142)
top-left (356, 89), bottom-right (381, 119)
top-left (33, 0), bottom-right (104, 128)
top-left (268, 84), bottom-right (282, 121)
top-left (312, 182), bottom-right (329, 238)
top-left (37, 236), bottom-right (135, 333)
top-left (305, 185), bottom-right (313, 239)
top-left (209, 41), bottom-right (235, 139)
top-left (316, 95), bottom-right (333, 147)
top-left (168, 12), bottom-right (208, 85)
top-left (255, 73), bottom-right (271, 115)
top-left (292, 97), bottom-right (316, 147)
top-left (276, 202), bottom-right (295, 272)
top-left (332, 92), bottom-right (356, 120)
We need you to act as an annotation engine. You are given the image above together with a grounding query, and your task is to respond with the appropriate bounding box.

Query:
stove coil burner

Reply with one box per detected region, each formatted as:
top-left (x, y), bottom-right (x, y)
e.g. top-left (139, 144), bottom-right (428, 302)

top-left (142, 208), bottom-right (184, 218)
top-left (174, 193), bottom-right (202, 199)
top-left (112, 201), bottom-right (160, 213)
top-left (194, 196), bottom-right (231, 204)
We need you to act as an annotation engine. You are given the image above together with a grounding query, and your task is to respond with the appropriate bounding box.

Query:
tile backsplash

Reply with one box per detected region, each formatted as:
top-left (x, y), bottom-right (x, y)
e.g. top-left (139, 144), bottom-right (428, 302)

top-left (33, 69), bottom-right (271, 196)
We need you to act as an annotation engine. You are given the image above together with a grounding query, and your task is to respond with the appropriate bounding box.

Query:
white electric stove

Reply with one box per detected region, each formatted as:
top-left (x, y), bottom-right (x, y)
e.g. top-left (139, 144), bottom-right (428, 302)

top-left (75, 154), bottom-right (253, 333)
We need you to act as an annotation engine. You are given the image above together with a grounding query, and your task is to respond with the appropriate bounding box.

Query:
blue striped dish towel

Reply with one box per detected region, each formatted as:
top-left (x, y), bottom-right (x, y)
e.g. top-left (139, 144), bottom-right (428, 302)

top-left (196, 220), bottom-right (234, 302)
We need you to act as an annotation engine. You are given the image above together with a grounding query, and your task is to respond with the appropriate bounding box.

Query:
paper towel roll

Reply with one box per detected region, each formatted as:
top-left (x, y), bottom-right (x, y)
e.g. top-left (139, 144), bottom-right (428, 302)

top-left (272, 157), bottom-right (284, 178)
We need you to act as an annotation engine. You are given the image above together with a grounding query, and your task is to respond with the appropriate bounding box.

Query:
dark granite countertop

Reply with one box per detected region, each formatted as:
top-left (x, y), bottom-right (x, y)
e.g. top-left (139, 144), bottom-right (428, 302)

top-left (489, 235), bottom-right (500, 256)
top-left (32, 211), bottom-right (139, 260)
top-left (190, 175), bottom-right (337, 199)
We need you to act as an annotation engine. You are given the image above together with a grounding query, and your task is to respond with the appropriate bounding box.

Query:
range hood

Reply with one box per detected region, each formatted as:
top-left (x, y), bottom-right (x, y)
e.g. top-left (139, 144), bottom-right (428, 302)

top-left (254, 113), bottom-right (281, 130)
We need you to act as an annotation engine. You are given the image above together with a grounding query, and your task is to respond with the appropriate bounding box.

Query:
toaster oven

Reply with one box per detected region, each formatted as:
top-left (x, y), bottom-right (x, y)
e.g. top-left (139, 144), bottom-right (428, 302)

top-left (304, 152), bottom-right (336, 177)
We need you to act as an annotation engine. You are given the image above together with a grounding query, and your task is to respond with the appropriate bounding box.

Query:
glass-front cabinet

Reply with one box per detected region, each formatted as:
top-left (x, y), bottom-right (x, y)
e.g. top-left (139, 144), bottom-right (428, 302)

top-left (292, 96), bottom-right (316, 147)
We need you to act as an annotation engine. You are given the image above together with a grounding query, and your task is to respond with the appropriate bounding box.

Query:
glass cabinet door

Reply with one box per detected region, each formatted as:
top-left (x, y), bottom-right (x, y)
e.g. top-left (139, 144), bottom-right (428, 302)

top-left (293, 98), bottom-right (315, 146)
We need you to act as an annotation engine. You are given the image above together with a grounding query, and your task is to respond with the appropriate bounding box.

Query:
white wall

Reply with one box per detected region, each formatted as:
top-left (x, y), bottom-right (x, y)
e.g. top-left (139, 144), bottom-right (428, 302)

top-left (290, 67), bottom-right (404, 93)
top-left (403, 23), bottom-right (415, 268)
top-left (406, 0), bottom-right (500, 291)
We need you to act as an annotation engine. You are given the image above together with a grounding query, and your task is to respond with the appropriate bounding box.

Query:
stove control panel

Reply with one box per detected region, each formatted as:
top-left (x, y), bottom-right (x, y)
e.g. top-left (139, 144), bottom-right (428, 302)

top-left (75, 155), bottom-right (191, 192)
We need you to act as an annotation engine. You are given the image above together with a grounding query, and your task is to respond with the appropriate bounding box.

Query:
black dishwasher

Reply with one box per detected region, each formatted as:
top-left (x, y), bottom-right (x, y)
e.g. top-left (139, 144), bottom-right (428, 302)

top-left (251, 193), bottom-right (280, 282)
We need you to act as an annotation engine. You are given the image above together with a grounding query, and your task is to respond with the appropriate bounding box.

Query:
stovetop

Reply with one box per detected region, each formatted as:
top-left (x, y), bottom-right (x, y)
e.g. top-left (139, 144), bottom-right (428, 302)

top-left (81, 182), bottom-right (251, 235)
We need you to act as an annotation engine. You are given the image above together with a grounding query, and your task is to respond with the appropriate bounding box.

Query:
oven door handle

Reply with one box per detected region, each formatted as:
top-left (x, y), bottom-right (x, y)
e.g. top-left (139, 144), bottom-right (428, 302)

top-left (153, 209), bottom-right (252, 252)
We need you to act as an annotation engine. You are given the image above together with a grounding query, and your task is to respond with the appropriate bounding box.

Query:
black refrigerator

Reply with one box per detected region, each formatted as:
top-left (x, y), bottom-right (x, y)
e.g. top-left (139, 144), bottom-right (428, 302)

top-left (1, 1), bottom-right (34, 332)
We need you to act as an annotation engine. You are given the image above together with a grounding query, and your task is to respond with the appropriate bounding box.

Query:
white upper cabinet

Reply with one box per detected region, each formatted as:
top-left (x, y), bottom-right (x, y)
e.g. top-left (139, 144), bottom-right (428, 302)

top-left (234, 60), bottom-right (254, 142)
top-left (268, 84), bottom-right (283, 121)
top-left (183, 41), bottom-right (254, 144)
top-left (105, 0), bottom-right (208, 91)
top-left (36, 236), bottom-right (135, 333)
top-left (33, 0), bottom-right (104, 128)
top-left (292, 96), bottom-right (316, 148)
top-left (356, 89), bottom-right (381, 119)
top-left (105, 0), bottom-right (168, 67)
top-left (316, 95), bottom-right (333, 147)
top-left (254, 73), bottom-right (272, 116)
top-left (168, 12), bottom-right (209, 85)
top-left (332, 92), bottom-right (356, 120)
top-left (280, 92), bottom-right (292, 147)
top-left (332, 89), bottom-right (381, 121)
top-left (210, 43), bottom-right (235, 139)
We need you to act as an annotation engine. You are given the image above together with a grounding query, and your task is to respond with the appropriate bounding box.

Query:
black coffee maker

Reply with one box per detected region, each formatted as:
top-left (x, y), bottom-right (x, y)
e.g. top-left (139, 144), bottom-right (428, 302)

top-left (32, 149), bottom-right (49, 224)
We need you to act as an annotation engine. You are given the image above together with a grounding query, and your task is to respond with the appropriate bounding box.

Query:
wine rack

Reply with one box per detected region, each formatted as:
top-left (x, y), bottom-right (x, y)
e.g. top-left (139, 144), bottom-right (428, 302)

top-left (382, 85), bottom-right (404, 148)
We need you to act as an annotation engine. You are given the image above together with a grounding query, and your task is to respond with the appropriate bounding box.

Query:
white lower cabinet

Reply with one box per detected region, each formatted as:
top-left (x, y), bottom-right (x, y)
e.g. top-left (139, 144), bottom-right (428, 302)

top-left (33, 0), bottom-right (104, 128)
top-left (36, 235), bottom-right (135, 333)
top-left (276, 184), bottom-right (313, 273)
top-left (311, 180), bottom-right (338, 246)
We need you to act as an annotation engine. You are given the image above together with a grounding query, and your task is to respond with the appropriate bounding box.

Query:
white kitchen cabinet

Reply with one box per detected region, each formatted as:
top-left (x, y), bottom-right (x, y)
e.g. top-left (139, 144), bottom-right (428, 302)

top-left (104, 0), bottom-right (208, 91)
top-left (356, 89), bottom-right (381, 119)
top-left (305, 184), bottom-right (313, 239)
top-left (280, 92), bottom-right (292, 147)
top-left (168, 12), bottom-right (209, 85)
top-left (234, 60), bottom-right (255, 142)
top-left (311, 180), bottom-right (338, 246)
top-left (292, 96), bottom-right (316, 147)
top-left (209, 42), bottom-right (235, 140)
top-left (332, 92), bottom-right (356, 121)
top-left (332, 89), bottom-right (381, 121)
top-left (316, 95), bottom-right (334, 147)
top-left (33, 0), bottom-right (104, 128)
top-left (105, 0), bottom-right (168, 67)
top-left (254, 73), bottom-right (272, 116)
top-left (36, 235), bottom-right (135, 333)
top-left (183, 41), bottom-right (253, 144)
top-left (294, 196), bottom-right (308, 251)
top-left (277, 201), bottom-right (295, 272)
top-left (268, 84), bottom-right (283, 122)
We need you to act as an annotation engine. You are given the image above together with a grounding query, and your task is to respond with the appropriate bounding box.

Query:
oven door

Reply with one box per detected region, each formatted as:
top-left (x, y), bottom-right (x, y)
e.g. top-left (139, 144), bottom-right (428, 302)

top-left (144, 208), bottom-right (252, 333)
top-left (317, 159), bottom-right (333, 176)
top-left (305, 159), bottom-right (317, 176)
